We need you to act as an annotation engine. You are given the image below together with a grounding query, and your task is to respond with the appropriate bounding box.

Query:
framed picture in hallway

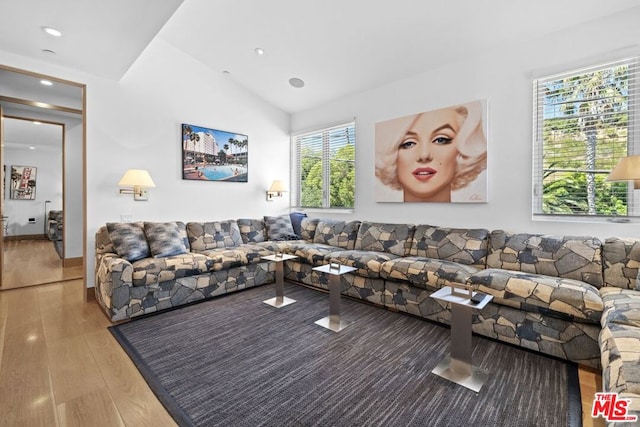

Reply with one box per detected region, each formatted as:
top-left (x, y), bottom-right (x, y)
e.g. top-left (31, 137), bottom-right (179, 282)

top-left (374, 99), bottom-right (488, 203)
top-left (10, 165), bottom-right (37, 200)
top-left (182, 123), bottom-right (248, 182)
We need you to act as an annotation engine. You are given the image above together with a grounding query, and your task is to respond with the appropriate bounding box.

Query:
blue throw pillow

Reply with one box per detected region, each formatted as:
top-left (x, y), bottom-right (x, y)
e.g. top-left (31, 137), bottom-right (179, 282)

top-left (289, 212), bottom-right (307, 238)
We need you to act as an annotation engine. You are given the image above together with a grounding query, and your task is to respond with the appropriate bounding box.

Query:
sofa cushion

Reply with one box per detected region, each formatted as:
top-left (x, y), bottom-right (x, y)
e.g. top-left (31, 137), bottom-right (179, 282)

top-left (601, 287), bottom-right (640, 328)
top-left (285, 242), bottom-right (339, 266)
top-left (487, 230), bottom-right (604, 288)
top-left (300, 217), bottom-right (320, 241)
top-left (95, 225), bottom-right (115, 255)
top-left (380, 256), bottom-right (480, 291)
top-left (144, 221), bottom-right (189, 258)
top-left (468, 268), bottom-right (603, 323)
top-left (600, 322), bottom-right (640, 395)
top-left (106, 222), bottom-right (150, 262)
top-left (264, 214), bottom-right (298, 241)
top-left (198, 244), bottom-right (274, 271)
top-left (355, 222), bottom-right (415, 257)
top-left (602, 237), bottom-right (640, 290)
top-left (131, 253), bottom-right (213, 286)
top-left (313, 219), bottom-right (360, 249)
top-left (410, 225), bottom-right (489, 269)
top-left (187, 221), bottom-right (242, 250)
top-left (328, 250), bottom-right (399, 279)
top-left (237, 218), bottom-right (266, 243)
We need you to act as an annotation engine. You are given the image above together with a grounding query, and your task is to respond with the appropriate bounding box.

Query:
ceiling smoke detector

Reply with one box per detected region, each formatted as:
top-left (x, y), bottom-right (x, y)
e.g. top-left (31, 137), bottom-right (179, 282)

top-left (289, 77), bottom-right (305, 88)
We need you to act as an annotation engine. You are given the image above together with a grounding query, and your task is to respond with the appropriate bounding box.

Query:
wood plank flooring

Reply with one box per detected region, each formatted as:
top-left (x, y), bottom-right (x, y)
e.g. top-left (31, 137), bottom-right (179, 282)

top-left (0, 278), bottom-right (606, 426)
top-left (2, 239), bottom-right (83, 290)
top-left (0, 280), bottom-right (175, 427)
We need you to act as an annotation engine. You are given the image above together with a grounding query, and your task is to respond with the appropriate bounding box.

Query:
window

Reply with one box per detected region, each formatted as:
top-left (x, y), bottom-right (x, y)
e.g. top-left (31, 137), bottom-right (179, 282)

top-left (292, 121), bottom-right (355, 209)
top-left (533, 57), bottom-right (640, 218)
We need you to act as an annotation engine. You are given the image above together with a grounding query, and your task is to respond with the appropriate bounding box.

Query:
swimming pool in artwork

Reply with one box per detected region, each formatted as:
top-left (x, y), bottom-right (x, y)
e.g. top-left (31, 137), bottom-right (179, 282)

top-left (200, 165), bottom-right (247, 180)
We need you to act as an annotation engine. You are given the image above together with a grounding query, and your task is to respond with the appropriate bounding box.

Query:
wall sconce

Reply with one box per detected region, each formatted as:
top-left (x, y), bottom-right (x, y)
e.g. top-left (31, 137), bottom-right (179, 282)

top-left (118, 169), bottom-right (156, 201)
top-left (607, 155), bottom-right (640, 189)
top-left (266, 180), bottom-right (288, 201)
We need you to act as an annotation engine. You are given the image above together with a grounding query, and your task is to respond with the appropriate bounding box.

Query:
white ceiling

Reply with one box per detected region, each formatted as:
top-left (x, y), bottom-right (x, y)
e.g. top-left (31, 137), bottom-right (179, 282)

top-left (1, 0), bottom-right (640, 114)
top-left (2, 117), bottom-right (62, 152)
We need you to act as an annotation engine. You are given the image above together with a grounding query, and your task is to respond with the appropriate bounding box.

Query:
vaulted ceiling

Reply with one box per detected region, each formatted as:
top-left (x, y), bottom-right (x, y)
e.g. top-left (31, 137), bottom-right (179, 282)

top-left (2, 0), bottom-right (639, 114)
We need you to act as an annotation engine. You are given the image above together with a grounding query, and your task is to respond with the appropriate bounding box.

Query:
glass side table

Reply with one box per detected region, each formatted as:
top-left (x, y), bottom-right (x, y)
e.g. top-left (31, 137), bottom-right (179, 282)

top-left (312, 263), bottom-right (357, 332)
top-left (261, 253), bottom-right (298, 308)
top-left (430, 285), bottom-right (493, 392)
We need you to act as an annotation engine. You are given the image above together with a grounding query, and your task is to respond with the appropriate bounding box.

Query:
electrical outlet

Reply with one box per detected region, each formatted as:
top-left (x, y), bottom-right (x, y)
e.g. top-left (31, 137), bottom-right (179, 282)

top-left (121, 214), bottom-right (133, 223)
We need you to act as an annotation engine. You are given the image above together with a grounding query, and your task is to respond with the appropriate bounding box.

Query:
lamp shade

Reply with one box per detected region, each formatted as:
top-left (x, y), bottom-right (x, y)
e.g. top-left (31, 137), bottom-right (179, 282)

top-left (607, 156), bottom-right (640, 189)
top-left (118, 169), bottom-right (156, 187)
top-left (268, 180), bottom-right (288, 193)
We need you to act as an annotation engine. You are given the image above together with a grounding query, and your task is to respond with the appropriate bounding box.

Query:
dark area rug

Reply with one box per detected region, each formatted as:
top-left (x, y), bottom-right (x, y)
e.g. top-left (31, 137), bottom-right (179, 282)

top-left (109, 282), bottom-right (581, 427)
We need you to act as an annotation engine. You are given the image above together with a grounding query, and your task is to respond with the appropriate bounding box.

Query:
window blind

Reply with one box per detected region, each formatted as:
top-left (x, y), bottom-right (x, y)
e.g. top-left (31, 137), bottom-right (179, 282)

top-left (293, 121), bottom-right (356, 209)
top-left (532, 57), bottom-right (640, 217)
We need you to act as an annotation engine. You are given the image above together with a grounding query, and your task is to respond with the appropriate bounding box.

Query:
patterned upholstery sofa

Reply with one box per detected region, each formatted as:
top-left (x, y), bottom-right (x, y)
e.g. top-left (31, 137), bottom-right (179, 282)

top-left (94, 216), bottom-right (640, 404)
top-left (47, 210), bottom-right (63, 241)
top-left (599, 237), bottom-right (640, 422)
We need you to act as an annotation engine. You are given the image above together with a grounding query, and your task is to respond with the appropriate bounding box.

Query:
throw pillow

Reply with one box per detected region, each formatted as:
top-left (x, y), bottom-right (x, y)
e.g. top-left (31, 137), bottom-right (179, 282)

top-left (106, 222), bottom-right (150, 262)
top-left (264, 214), bottom-right (298, 241)
top-left (289, 212), bottom-right (307, 238)
top-left (144, 222), bottom-right (188, 258)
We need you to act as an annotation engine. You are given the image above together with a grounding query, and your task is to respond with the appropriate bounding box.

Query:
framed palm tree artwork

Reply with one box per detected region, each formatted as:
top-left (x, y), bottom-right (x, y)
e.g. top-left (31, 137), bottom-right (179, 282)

top-left (10, 165), bottom-right (37, 200)
top-left (182, 123), bottom-right (248, 182)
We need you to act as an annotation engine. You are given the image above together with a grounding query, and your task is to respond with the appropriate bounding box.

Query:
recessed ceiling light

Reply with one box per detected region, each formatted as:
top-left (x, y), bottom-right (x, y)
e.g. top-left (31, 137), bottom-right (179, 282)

top-left (29, 146), bottom-right (36, 150)
top-left (41, 49), bottom-right (56, 55)
top-left (32, 121), bottom-right (42, 125)
top-left (254, 48), bottom-right (265, 56)
top-left (289, 77), bottom-right (305, 88)
top-left (40, 80), bottom-right (53, 86)
top-left (42, 26), bottom-right (62, 37)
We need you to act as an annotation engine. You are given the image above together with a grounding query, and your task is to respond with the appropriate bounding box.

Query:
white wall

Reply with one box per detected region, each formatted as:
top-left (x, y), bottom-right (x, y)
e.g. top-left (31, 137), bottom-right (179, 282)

top-left (291, 8), bottom-right (640, 241)
top-left (65, 121), bottom-right (83, 258)
top-left (3, 145), bottom-right (62, 236)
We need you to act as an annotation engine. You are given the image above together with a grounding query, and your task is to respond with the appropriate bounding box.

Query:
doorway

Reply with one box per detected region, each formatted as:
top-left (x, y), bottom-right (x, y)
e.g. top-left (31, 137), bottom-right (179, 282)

top-left (0, 66), bottom-right (85, 290)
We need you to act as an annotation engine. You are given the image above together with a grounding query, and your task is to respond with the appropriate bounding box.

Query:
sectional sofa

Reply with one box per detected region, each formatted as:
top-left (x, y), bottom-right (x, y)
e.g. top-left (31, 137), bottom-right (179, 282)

top-left (94, 215), bottom-right (640, 420)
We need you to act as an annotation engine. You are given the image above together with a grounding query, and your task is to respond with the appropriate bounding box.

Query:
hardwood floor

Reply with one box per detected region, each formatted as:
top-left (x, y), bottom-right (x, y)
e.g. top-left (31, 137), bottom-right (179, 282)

top-left (0, 280), bottom-right (175, 427)
top-left (0, 278), bottom-right (605, 426)
top-left (2, 239), bottom-right (83, 290)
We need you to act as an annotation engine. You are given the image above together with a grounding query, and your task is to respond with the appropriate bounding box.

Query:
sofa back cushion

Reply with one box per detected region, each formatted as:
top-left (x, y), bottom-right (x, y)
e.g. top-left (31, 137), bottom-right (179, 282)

top-left (603, 237), bottom-right (640, 290)
top-left (95, 225), bottom-right (115, 255)
top-left (237, 218), bottom-right (266, 243)
top-left (313, 219), bottom-right (360, 249)
top-left (187, 220), bottom-right (242, 251)
top-left (355, 222), bottom-right (416, 257)
top-left (300, 217), bottom-right (321, 241)
top-left (487, 230), bottom-right (604, 288)
top-left (410, 225), bottom-right (489, 268)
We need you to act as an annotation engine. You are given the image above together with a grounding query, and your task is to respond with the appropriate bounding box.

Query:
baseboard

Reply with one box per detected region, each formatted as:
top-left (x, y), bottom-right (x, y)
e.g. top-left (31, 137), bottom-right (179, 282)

top-left (3, 233), bottom-right (47, 241)
top-left (63, 257), bottom-right (83, 268)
